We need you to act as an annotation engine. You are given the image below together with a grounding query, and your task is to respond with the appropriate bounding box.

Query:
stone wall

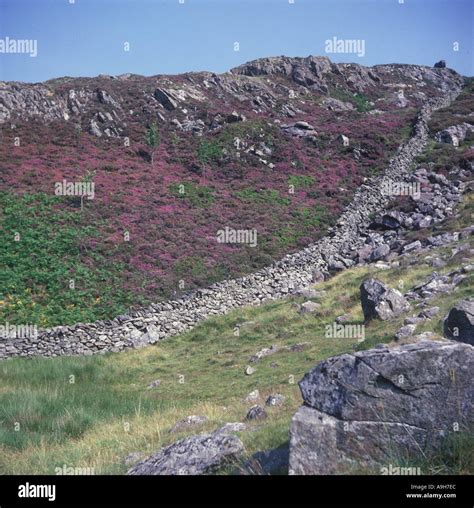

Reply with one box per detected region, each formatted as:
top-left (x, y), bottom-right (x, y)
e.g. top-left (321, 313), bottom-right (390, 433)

top-left (0, 83), bottom-right (464, 359)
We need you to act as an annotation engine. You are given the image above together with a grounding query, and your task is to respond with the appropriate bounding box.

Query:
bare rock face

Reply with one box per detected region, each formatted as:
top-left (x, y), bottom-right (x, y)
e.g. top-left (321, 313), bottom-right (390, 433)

top-left (360, 278), bottom-right (410, 321)
top-left (444, 299), bottom-right (474, 345)
top-left (289, 340), bottom-right (474, 474)
top-left (127, 432), bottom-right (244, 475)
top-left (434, 122), bottom-right (474, 146)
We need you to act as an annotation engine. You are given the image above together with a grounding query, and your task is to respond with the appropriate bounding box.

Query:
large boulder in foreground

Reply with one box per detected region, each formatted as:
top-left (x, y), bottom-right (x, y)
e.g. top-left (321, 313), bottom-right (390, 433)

top-left (127, 432), bottom-right (244, 475)
top-left (360, 278), bottom-right (410, 321)
top-left (444, 299), bottom-right (474, 345)
top-left (289, 340), bottom-right (473, 475)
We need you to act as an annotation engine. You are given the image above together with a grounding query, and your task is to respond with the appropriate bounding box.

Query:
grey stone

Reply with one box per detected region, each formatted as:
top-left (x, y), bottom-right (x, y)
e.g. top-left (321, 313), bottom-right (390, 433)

top-left (265, 394), bottom-right (285, 407)
top-left (395, 324), bottom-right (417, 340)
top-left (170, 415), bottom-right (208, 434)
top-left (216, 422), bottom-right (247, 434)
top-left (289, 340), bottom-right (474, 474)
top-left (244, 389), bottom-right (260, 403)
top-left (245, 405), bottom-right (268, 421)
top-left (360, 278), bottom-right (410, 321)
top-left (128, 432), bottom-right (244, 475)
top-left (444, 299), bottom-right (474, 345)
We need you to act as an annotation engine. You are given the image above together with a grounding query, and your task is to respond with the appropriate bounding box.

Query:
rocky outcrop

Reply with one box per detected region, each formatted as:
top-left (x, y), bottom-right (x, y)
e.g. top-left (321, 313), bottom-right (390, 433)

top-left (444, 299), bottom-right (474, 345)
top-left (289, 340), bottom-right (474, 474)
top-left (127, 432), bottom-right (244, 475)
top-left (434, 122), bottom-right (474, 147)
top-left (360, 278), bottom-right (410, 321)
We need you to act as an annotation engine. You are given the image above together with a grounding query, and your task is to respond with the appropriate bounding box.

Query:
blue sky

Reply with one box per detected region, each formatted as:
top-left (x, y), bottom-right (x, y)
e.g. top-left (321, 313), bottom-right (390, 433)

top-left (0, 0), bottom-right (472, 82)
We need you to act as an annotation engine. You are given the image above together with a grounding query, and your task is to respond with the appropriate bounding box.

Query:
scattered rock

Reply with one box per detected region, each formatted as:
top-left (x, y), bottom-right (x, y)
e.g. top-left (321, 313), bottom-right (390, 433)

top-left (244, 389), bottom-right (260, 403)
top-left (395, 324), bottom-right (417, 340)
top-left (146, 379), bottom-right (161, 390)
top-left (443, 299), bottom-right (474, 345)
top-left (360, 278), bottom-right (410, 321)
top-left (245, 405), bottom-right (268, 421)
top-left (311, 270), bottom-right (326, 283)
top-left (170, 415), bottom-right (208, 433)
top-left (249, 345), bottom-right (279, 363)
top-left (216, 422), bottom-right (247, 434)
top-left (418, 306), bottom-right (440, 319)
top-left (265, 394), bottom-right (285, 407)
top-left (128, 432), bottom-right (244, 475)
top-left (403, 240), bottom-right (422, 254)
top-left (369, 244), bottom-right (390, 262)
top-left (435, 122), bottom-right (474, 147)
top-left (245, 365), bottom-right (256, 376)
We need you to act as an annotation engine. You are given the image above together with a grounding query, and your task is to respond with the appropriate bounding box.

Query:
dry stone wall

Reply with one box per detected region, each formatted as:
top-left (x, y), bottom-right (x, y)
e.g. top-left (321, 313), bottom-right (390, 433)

top-left (0, 82), bottom-right (464, 359)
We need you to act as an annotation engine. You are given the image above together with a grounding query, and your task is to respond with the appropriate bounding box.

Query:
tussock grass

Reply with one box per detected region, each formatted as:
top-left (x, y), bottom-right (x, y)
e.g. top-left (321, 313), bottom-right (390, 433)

top-left (0, 197), bottom-right (472, 475)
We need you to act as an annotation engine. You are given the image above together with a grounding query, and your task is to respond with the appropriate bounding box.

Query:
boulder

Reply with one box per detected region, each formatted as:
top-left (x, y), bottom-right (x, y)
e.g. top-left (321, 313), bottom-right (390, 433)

top-left (289, 340), bottom-right (474, 474)
top-left (360, 278), bottom-right (410, 321)
top-left (128, 432), bottom-right (244, 475)
top-left (434, 60), bottom-right (446, 68)
top-left (245, 405), bottom-right (268, 421)
top-left (368, 244), bottom-right (390, 262)
top-left (434, 123), bottom-right (474, 147)
top-left (444, 299), bottom-right (474, 345)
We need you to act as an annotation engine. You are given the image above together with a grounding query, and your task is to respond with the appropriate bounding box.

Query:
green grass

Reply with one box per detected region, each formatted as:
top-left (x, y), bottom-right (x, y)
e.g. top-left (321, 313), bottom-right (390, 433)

top-left (168, 182), bottom-right (216, 208)
top-left (0, 221), bottom-right (472, 474)
top-left (235, 188), bottom-right (290, 206)
top-left (0, 192), bottom-right (145, 327)
top-left (329, 88), bottom-right (372, 112)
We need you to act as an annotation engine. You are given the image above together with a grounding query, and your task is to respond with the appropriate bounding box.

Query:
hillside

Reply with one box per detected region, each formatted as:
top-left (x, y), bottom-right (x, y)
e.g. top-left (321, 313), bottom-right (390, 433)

top-left (0, 57), bottom-right (465, 326)
top-left (0, 75), bottom-right (472, 474)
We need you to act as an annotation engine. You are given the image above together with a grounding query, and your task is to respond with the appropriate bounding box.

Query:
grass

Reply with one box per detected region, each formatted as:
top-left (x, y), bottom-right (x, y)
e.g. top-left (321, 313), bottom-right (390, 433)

top-left (0, 192), bottom-right (147, 327)
top-left (0, 215), bottom-right (472, 474)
